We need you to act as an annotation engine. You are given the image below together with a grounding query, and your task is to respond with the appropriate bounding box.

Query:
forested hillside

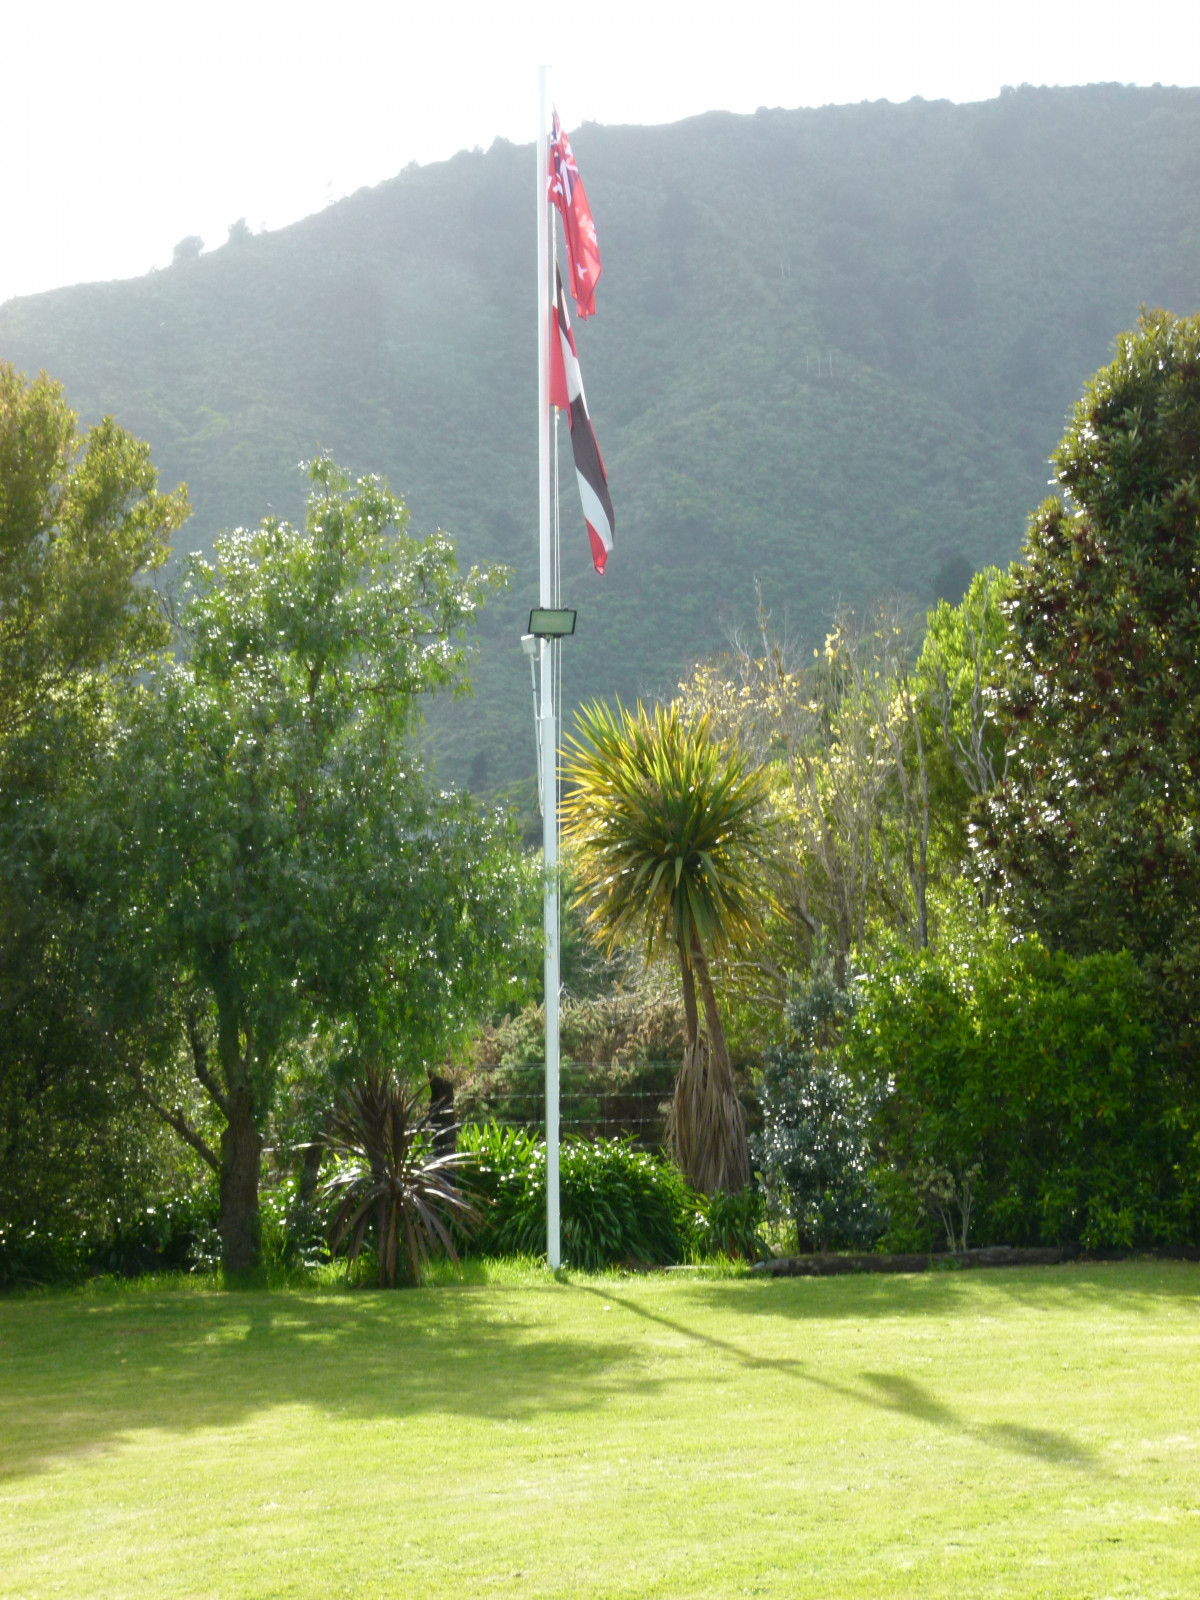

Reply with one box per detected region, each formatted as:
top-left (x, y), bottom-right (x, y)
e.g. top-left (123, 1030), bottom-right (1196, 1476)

top-left (2, 83), bottom-right (1198, 788)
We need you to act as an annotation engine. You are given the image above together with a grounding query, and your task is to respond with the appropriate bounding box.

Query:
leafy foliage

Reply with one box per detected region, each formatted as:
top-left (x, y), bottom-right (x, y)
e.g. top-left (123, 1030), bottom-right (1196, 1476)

top-left (323, 1072), bottom-right (479, 1288)
top-left (848, 926), bottom-right (1200, 1250)
top-left (472, 984), bottom-right (686, 1070)
top-left (0, 370), bottom-right (196, 1273)
top-left (755, 969), bottom-right (884, 1252)
top-left (977, 310), bottom-right (1200, 1061)
top-left (460, 1123), bottom-right (699, 1270)
top-left (0, 1180), bottom-right (220, 1288)
top-left (0, 363), bottom-right (187, 744)
top-left (913, 566), bottom-right (1012, 861)
top-left (678, 594), bottom-right (978, 989)
top-left (691, 1187), bottom-right (769, 1261)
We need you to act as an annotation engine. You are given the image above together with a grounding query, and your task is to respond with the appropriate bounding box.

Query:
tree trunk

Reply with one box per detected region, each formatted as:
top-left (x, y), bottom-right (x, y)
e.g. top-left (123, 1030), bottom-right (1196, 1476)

top-left (427, 1071), bottom-right (456, 1157)
top-left (677, 938), bottom-right (700, 1049)
top-left (690, 938), bottom-right (731, 1076)
top-left (666, 934), bottom-right (750, 1195)
top-left (298, 1137), bottom-right (324, 1205)
top-left (218, 1086), bottom-right (263, 1277)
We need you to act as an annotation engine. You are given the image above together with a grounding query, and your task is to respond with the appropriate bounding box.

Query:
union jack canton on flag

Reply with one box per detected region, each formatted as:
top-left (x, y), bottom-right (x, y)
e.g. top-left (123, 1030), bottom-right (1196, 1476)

top-left (548, 109), bottom-right (602, 319)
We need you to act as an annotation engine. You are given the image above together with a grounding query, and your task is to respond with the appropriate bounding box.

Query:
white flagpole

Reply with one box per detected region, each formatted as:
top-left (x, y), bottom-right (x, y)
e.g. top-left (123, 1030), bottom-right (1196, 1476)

top-left (536, 64), bottom-right (561, 1271)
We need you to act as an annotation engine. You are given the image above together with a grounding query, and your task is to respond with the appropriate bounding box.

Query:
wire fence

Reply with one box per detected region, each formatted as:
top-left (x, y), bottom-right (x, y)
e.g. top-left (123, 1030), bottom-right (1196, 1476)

top-left (455, 1061), bottom-right (679, 1149)
top-left (454, 1060), bottom-right (763, 1150)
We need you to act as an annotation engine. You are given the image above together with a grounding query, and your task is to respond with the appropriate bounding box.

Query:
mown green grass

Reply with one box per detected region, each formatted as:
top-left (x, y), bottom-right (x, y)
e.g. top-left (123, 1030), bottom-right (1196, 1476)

top-left (2, 1261), bottom-right (1198, 1598)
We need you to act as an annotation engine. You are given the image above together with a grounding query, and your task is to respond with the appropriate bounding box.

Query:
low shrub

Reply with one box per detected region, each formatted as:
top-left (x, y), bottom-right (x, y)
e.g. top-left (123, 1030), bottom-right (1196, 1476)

top-left (461, 1123), bottom-right (737, 1269)
top-left (0, 1180), bottom-right (334, 1289)
top-left (0, 1221), bottom-right (81, 1288)
top-left (85, 1186), bottom-right (221, 1277)
top-left (689, 1187), bottom-right (769, 1261)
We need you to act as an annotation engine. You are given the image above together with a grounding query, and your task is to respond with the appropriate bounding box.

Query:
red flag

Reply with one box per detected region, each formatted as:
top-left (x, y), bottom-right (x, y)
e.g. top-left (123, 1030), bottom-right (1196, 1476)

top-left (550, 266), bottom-right (614, 574)
top-left (548, 110), bottom-right (601, 319)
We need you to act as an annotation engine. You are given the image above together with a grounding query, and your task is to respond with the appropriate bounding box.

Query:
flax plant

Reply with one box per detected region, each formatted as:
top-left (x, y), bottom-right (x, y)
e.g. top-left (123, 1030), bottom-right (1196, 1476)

top-left (322, 1070), bottom-right (478, 1287)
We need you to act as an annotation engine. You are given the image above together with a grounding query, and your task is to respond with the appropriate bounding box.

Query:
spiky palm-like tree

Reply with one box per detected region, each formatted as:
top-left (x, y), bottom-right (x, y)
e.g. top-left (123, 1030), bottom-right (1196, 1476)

top-left (561, 700), bottom-right (775, 1193)
top-left (322, 1071), bottom-right (478, 1287)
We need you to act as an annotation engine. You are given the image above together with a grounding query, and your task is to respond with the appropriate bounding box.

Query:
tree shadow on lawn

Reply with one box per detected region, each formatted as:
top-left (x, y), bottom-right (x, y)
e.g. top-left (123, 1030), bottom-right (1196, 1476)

top-left (0, 1288), bottom-right (664, 1485)
top-left (576, 1284), bottom-right (1104, 1474)
top-left (858, 1372), bottom-right (1099, 1469)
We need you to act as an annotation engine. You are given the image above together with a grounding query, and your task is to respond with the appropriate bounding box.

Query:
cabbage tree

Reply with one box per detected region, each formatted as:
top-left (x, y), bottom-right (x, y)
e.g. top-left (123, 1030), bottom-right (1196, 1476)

top-left (562, 701), bottom-right (774, 1193)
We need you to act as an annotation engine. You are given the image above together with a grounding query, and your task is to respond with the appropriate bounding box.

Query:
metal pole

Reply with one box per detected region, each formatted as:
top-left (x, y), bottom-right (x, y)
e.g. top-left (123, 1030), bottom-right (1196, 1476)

top-left (536, 64), bottom-right (561, 1271)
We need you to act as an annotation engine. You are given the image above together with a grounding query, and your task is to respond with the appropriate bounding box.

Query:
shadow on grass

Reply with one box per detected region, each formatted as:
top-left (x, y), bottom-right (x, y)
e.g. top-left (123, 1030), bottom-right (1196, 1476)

top-left (577, 1284), bottom-right (1104, 1474)
top-left (0, 1285), bottom-right (660, 1485)
top-left (5, 1261), bottom-right (1178, 1487)
top-left (859, 1372), bottom-right (1097, 1468)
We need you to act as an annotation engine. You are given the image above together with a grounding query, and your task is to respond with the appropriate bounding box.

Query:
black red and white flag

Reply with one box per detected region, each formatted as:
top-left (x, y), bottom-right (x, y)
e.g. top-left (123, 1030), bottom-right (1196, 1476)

top-left (549, 265), bottom-right (614, 575)
top-left (548, 110), bottom-right (601, 319)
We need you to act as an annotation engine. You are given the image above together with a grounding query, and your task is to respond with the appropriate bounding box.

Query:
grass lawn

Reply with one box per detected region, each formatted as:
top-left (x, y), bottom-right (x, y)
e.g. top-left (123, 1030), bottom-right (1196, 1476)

top-left (1, 1260), bottom-right (1198, 1598)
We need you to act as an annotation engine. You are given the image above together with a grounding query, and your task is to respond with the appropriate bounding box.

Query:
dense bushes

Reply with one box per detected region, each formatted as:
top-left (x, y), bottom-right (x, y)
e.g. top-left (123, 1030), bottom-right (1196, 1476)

top-left (460, 1124), bottom-right (691, 1268)
top-left (458, 1123), bottom-right (763, 1269)
top-left (849, 932), bottom-right (1200, 1250)
top-left (1, 1122), bottom-right (768, 1285)
top-left (0, 1029), bottom-right (214, 1288)
top-left (0, 1183), bottom-right (220, 1288)
top-left (0, 1180), bottom-right (333, 1288)
top-left (11, 929), bottom-right (1197, 1283)
top-left (749, 929), bottom-right (1200, 1255)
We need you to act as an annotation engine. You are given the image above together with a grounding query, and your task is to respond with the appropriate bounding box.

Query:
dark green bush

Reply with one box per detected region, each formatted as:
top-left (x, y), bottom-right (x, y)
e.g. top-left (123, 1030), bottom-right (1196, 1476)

top-left (690, 1187), bottom-right (768, 1260)
top-left (461, 1123), bottom-right (707, 1269)
top-left (0, 1181), bottom-right (221, 1288)
top-left (0, 1178), bottom-right (336, 1289)
top-left (0, 1221), bottom-right (81, 1288)
top-left (851, 932), bottom-right (1200, 1250)
top-left (85, 1186), bottom-right (221, 1277)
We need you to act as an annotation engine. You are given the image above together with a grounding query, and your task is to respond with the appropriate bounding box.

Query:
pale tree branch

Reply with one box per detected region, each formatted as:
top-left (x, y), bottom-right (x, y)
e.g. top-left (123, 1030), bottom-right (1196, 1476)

top-left (130, 1064), bottom-right (220, 1172)
top-left (186, 1010), bottom-right (230, 1120)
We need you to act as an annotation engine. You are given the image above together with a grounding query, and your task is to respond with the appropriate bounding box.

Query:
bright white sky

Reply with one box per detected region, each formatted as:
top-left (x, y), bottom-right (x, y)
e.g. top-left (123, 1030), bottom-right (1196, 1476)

top-left (2, 0), bottom-right (1196, 308)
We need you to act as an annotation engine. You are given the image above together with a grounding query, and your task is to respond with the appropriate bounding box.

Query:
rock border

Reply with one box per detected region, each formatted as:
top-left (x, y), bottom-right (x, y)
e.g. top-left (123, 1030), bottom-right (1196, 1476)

top-left (750, 1245), bottom-right (1200, 1277)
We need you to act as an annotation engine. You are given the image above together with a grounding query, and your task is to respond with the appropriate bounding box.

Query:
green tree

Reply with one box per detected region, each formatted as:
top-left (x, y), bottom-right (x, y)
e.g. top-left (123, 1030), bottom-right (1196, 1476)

top-left (83, 458), bottom-right (528, 1274)
top-left (0, 363), bottom-right (188, 744)
top-left (914, 567), bottom-right (1011, 805)
top-left (910, 566), bottom-right (1012, 895)
top-left (679, 596), bottom-right (946, 984)
top-left (976, 310), bottom-right (1200, 1051)
top-left (0, 367), bottom-right (191, 1267)
top-left (561, 701), bottom-right (775, 1193)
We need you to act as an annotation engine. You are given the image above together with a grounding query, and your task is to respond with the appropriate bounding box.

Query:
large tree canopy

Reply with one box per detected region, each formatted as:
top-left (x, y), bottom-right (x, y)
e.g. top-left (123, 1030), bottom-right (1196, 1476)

top-left (977, 310), bottom-right (1200, 1046)
top-left (73, 459), bottom-right (531, 1273)
top-left (0, 369), bottom-right (190, 1262)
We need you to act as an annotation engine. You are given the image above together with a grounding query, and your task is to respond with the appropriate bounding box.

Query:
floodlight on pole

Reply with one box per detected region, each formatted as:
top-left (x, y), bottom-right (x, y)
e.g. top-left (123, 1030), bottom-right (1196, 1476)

top-left (528, 607), bottom-right (577, 638)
